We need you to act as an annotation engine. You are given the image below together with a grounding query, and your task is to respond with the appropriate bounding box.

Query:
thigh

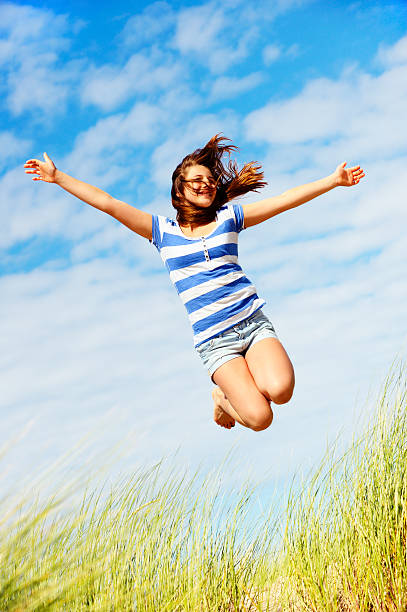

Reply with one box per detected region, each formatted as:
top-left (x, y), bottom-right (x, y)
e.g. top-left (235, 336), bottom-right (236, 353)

top-left (212, 357), bottom-right (273, 431)
top-left (245, 338), bottom-right (295, 404)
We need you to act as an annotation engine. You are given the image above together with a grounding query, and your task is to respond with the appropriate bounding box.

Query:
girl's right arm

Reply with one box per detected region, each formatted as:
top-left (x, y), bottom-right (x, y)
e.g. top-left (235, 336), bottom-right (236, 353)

top-left (24, 153), bottom-right (152, 240)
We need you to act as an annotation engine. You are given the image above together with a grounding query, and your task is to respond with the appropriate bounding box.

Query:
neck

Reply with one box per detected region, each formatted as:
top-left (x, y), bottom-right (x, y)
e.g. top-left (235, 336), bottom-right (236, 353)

top-left (176, 200), bottom-right (218, 228)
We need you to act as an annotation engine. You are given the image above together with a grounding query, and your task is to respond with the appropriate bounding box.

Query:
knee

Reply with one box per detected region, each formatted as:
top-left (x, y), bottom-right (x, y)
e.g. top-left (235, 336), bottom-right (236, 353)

top-left (272, 383), bottom-right (294, 405)
top-left (262, 378), bottom-right (295, 405)
top-left (248, 408), bottom-right (273, 432)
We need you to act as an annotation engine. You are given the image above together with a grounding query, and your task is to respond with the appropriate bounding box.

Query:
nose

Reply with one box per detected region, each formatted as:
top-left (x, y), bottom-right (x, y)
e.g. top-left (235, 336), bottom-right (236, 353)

top-left (202, 178), bottom-right (215, 188)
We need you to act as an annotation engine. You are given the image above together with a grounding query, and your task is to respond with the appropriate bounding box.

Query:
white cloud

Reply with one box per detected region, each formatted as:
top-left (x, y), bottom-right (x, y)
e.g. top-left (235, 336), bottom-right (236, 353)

top-left (209, 72), bottom-right (263, 101)
top-left (376, 34), bottom-right (407, 68)
top-left (244, 56), bottom-right (407, 163)
top-left (82, 52), bottom-right (183, 111)
top-left (121, 1), bottom-right (175, 47)
top-left (245, 75), bottom-right (354, 145)
top-left (0, 3), bottom-right (67, 53)
top-left (7, 56), bottom-right (79, 117)
top-left (286, 43), bottom-right (300, 58)
top-left (228, 0), bottom-right (309, 23)
top-left (72, 102), bottom-right (163, 156)
top-left (172, 2), bottom-right (259, 73)
top-left (0, 3), bottom-right (80, 116)
top-left (0, 131), bottom-right (32, 171)
top-left (263, 44), bottom-right (281, 66)
top-left (0, 167), bottom-right (74, 250)
top-left (174, 4), bottom-right (224, 56)
top-left (120, 0), bottom-right (303, 76)
top-left (262, 42), bottom-right (300, 66)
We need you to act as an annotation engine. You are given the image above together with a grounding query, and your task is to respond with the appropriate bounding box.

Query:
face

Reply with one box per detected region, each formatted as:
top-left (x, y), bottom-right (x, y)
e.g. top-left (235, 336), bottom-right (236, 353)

top-left (180, 164), bottom-right (217, 208)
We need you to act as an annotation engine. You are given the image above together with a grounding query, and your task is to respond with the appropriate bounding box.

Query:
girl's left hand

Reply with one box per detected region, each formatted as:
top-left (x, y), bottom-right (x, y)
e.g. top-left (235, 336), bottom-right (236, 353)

top-left (334, 162), bottom-right (365, 187)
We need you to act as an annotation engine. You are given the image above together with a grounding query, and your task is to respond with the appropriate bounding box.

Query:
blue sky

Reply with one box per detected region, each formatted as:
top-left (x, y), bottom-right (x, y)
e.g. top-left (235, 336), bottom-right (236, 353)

top-left (1, 0), bottom-right (407, 498)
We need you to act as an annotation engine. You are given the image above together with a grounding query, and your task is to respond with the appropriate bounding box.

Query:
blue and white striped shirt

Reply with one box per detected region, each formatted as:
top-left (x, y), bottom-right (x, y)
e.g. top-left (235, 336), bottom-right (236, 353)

top-left (151, 203), bottom-right (265, 347)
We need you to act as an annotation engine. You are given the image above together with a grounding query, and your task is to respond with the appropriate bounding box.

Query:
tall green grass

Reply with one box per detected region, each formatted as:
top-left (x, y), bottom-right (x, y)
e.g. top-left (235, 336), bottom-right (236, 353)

top-left (0, 458), bottom-right (281, 611)
top-left (282, 364), bottom-right (407, 610)
top-left (1, 363), bottom-right (406, 611)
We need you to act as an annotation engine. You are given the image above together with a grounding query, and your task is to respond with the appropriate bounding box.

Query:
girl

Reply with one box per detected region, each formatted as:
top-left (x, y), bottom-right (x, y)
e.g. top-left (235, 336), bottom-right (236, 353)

top-left (24, 135), bottom-right (364, 432)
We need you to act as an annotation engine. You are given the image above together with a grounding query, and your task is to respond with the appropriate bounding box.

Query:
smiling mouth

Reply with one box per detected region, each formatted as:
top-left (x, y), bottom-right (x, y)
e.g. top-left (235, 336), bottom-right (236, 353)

top-left (197, 187), bottom-right (215, 195)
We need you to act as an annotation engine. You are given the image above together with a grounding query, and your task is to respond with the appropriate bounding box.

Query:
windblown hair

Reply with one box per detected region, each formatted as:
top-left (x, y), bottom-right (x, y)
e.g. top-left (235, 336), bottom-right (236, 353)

top-left (171, 134), bottom-right (267, 227)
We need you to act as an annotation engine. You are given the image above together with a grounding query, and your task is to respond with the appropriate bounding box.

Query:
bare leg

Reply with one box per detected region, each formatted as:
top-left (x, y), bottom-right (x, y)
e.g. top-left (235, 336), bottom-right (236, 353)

top-left (212, 386), bottom-right (249, 429)
top-left (245, 338), bottom-right (295, 404)
top-left (212, 356), bottom-right (273, 431)
top-left (210, 339), bottom-right (295, 432)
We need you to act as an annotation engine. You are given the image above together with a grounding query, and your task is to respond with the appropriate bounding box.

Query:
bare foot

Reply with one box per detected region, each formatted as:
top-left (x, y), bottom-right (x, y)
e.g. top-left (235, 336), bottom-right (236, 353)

top-left (212, 387), bottom-right (235, 429)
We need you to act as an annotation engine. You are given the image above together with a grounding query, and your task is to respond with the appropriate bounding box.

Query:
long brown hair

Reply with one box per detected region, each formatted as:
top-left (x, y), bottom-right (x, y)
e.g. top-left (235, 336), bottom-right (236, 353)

top-left (171, 134), bottom-right (267, 227)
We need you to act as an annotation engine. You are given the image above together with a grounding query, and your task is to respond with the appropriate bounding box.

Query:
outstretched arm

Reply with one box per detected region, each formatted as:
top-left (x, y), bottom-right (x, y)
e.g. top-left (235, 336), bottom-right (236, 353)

top-left (242, 162), bottom-right (365, 228)
top-left (24, 153), bottom-right (152, 240)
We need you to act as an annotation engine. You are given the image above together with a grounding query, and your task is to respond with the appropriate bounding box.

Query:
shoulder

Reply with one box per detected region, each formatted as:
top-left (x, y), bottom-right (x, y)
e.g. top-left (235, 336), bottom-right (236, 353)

top-left (218, 203), bottom-right (244, 232)
top-left (152, 213), bottom-right (179, 249)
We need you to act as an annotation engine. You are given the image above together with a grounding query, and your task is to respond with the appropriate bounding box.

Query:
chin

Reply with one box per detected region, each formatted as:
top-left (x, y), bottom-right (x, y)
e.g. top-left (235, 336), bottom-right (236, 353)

top-left (198, 196), bottom-right (216, 207)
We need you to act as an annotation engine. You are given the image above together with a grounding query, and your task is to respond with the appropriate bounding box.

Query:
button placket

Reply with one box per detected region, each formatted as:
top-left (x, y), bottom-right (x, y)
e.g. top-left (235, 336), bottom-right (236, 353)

top-left (201, 237), bottom-right (210, 262)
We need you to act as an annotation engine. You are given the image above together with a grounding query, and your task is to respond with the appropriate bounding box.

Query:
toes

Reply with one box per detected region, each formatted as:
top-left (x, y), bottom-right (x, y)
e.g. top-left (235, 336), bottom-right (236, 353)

top-left (215, 418), bottom-right (234, 429)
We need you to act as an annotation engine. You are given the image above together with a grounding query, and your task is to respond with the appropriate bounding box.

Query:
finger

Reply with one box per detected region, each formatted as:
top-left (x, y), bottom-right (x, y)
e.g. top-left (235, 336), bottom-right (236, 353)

top-left (340, 161), bottom-right (347, 168)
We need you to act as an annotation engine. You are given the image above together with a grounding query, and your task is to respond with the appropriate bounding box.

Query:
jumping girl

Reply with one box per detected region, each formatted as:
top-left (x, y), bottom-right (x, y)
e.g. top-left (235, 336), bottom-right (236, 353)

top-left (24, 135), bottom-right (364, 432)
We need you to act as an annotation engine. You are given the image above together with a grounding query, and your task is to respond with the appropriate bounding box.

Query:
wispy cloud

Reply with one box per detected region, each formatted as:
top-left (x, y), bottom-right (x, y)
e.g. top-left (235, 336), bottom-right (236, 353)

top-left (263, 44), bottom-right (282, 66)
top-left (376, 33), bottom-right (407, 67)
top-left (209, 72), bottom-right (263, 102)
top-left (172, 0), bottom-right (304, 73)
top-left (120, 1), bottom-right (175, 47)
top-left (81, 52), bottom-right (183, 111)
top-left (263, 43), bottom-right (300, 66)
top-left (0, 3), bottom-right (82, 116)
top-left (0, 131), bottom-right (32, 171)
top-left (244, 60), bottom-right (407, 163)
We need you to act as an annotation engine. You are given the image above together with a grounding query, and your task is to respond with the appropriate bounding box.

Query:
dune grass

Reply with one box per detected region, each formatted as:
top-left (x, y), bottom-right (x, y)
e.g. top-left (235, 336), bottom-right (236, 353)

top-left (0, 363), bottom-right (406, 611)
top-left (281, 363), bottom-right (407, 610)
top-left (0, 458), bottom-right (281, 611)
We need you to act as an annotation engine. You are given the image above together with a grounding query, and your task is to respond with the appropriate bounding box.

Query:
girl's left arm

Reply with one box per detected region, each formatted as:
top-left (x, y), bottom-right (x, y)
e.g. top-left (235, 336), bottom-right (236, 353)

top-left (242, 162), bottom-right (365, 228)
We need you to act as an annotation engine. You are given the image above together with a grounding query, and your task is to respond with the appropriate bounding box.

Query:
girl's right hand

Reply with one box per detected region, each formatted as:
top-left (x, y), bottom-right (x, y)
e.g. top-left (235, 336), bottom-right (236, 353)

top-left (24, 152), bottom-right (57, 183)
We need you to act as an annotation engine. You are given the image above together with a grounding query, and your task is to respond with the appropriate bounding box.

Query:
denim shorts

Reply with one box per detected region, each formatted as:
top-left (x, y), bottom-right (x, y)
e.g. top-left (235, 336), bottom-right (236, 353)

top-left (195, 309), bottom-right (278, 378)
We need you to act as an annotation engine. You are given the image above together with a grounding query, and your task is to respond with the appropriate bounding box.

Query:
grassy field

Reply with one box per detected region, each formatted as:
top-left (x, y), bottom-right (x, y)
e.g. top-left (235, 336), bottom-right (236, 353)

top-left (1, 364), bottom-right (406, 611)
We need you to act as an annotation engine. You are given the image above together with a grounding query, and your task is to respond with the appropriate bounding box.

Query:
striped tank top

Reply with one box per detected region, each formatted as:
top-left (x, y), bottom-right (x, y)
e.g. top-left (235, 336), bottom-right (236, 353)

top-left (151, 203), bottom-right (265, 347)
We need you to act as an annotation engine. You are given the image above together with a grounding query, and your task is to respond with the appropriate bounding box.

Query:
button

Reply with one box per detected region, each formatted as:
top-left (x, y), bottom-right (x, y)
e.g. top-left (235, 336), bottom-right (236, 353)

top-left (201, 236), bottom-right (210, 261)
